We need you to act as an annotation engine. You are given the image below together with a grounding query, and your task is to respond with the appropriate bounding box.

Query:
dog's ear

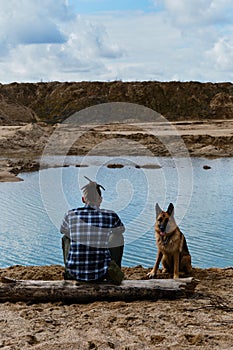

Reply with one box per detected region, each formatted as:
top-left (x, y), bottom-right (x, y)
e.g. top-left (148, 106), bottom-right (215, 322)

top-left (167, 203), bottom-right (174, 216)
top-left (155, 203), bottom-right (162, 218)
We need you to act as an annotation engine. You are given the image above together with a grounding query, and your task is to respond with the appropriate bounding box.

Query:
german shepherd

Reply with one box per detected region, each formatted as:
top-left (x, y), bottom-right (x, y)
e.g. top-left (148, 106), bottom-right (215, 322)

top-left (147, 203), bottom-right (192, 279)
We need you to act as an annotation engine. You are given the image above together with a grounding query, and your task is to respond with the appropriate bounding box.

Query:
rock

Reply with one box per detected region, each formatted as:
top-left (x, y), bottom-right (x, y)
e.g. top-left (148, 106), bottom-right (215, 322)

top-left (140, 164), bottom-right (162, 169)
top-left (0, 171), bottom-right (23, 182)
top-left (7, 159), bottom-right (40, 174)
top-left (107, 164), bottom-right (124, 168)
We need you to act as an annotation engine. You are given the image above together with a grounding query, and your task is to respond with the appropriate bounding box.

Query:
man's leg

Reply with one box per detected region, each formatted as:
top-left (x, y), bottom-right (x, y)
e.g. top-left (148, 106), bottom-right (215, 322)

top-left (108, 232), bottom-right (124, 268)
top-left (62, 235), bottom-right (71, 280)
top-left (107, 260), bottom-right (124, 285)
top-left (109, 245), bottom-right (124, 268)
top-left (62, 235), bottom-right (70, 265)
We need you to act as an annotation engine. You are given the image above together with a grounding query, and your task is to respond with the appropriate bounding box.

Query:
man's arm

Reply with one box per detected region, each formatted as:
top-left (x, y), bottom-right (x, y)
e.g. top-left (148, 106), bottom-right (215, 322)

top-left (114, 214), bottom-right (125, 234)
top-left (108, 214), bottom-right (125, 248)
top-left (60, 213), bottom-right (70, 238)
top-left (113, 223), bottom-right (125, 235)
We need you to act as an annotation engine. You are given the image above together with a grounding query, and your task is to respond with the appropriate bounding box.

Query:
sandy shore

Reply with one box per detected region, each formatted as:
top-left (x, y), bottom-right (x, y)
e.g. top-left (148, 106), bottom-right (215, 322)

top-left (0, 119), bottom-right (233, 182)
top-left (0, 265), bottom-right (232, 349)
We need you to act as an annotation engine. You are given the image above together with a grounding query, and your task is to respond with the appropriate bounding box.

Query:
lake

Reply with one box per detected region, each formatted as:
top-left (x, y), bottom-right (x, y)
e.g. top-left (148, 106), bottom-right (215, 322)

top-left (0, 156), bottom-right (232, 269)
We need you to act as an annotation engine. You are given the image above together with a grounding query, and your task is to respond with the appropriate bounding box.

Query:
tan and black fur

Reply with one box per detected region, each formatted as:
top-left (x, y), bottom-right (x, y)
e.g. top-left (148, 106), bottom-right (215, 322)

top-left (148, 203), bottom-right (192, 279)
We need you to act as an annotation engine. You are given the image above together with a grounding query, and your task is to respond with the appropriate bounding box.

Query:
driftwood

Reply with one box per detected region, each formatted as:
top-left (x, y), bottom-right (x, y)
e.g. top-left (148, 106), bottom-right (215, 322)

top-left (0, 276), bottom-right (198, 303)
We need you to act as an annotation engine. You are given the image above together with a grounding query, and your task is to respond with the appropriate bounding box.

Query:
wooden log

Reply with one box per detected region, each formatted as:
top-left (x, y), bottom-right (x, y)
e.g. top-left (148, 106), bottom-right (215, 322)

top-left (0, 277), bottom-right (198, 303)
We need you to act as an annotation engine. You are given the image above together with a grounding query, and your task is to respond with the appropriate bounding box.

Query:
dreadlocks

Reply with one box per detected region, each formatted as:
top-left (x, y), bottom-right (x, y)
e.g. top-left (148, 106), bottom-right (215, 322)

top-left (81, 176), bottom-right (105, 206)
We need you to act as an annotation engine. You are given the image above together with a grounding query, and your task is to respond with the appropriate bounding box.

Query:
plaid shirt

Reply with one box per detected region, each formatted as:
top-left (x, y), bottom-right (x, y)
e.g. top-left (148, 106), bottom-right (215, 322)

top-left (60, 205), bottom-right (125, 281)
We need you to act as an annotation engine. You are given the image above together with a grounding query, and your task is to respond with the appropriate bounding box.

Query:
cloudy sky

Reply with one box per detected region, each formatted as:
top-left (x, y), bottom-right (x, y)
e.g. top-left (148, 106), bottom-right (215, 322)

top-left (0, 0), bottom-right (233, 83)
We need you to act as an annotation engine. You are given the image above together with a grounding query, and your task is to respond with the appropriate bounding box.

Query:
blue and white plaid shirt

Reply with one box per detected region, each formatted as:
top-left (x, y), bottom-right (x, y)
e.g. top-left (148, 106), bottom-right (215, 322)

top-left (60, 204), bottom-right (125, 281)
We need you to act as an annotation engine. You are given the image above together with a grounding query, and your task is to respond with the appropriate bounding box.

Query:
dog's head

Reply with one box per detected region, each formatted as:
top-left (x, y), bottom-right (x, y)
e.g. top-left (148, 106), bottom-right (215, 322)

top-left (155, 203), bottom-right (177, 236)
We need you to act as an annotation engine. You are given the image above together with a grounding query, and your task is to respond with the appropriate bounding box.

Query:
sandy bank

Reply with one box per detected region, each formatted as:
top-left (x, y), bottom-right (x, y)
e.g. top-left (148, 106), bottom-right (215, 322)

top-left (0, 265), bottom-right (232, 349)
top-left (0, 119), bottom-right (233, 182)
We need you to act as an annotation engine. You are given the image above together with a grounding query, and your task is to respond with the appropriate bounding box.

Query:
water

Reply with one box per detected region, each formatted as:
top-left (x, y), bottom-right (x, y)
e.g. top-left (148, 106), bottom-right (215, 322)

top-left (0, 156), bottom-right (232, 269)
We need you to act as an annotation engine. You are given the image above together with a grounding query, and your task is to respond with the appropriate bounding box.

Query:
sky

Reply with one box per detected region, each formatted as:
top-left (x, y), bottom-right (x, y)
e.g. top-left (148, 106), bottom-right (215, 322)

top-left (0, 0), bottom-right (233, 83)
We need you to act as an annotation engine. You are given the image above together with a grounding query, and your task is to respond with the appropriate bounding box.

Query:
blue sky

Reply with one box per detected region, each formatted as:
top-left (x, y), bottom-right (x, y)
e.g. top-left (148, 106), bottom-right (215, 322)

top-left (69, 0), bottom-right (159, 13)
top-left (0, 0), bottom-right (233, 83)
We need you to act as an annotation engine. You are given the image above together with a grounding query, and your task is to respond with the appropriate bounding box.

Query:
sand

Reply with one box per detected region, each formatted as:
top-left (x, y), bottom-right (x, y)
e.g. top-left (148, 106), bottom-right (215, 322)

top-left (0, 265), bottom-right (232, 349)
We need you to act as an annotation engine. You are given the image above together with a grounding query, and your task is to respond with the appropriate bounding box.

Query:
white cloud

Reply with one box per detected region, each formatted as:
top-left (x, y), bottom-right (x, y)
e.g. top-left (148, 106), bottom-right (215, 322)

top-left (6, 17), bottom-right (66, 45)
top-left (0, 0), bottom-right (124, 82)
top-left (0, 0), bottom-right (71, 55)
top-left (156, 0), bottom-right (233, 27)
top-left (0, 0), bottom-right (233, 82)
top-left (206, 37), bottom-right (233, 70)
top-left (63, 18), bottom-right (124, 59)
top-left (100, 1), bottom-right (233, 82)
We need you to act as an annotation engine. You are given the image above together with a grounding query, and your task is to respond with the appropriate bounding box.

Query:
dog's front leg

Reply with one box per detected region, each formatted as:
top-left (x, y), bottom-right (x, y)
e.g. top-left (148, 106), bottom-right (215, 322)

top-left (147, 251), bottom-right (163, 278)
top-left (173, 251), bottom-right (180, 279)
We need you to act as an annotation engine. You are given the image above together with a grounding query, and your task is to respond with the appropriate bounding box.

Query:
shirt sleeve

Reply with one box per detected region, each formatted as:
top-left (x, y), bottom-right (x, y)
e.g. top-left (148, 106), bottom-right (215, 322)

top-left (114, 214), bottom-right (125, 234)
top-left (60, 212), bottom-right (70, 238)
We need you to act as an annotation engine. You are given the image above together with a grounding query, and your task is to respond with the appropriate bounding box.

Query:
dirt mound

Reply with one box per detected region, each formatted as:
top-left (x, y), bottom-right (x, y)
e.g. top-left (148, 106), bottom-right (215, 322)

top-left (0, 123), bottom-right (53, 154)
top-left (1, 81), bottom-right (233, 125)
top-left (0, 95), bottom-right (37, 125)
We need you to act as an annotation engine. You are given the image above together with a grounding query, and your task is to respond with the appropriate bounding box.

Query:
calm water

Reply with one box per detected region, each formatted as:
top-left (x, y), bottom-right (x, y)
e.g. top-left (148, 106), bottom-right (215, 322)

top-left (0, 156), bottom-right (232, 269)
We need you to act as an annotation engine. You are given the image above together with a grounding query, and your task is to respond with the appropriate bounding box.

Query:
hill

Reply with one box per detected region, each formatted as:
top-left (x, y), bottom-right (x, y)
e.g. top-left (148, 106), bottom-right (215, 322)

top-left (1, 81), bottom-right (233, 124)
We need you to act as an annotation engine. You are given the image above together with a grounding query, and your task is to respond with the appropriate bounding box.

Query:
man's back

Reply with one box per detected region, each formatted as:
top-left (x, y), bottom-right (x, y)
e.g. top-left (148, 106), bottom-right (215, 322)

top-left (61, 204), bottom-right (125, 281)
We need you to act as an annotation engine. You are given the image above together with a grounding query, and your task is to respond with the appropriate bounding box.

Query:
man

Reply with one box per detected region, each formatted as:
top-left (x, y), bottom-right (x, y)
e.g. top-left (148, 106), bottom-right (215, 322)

top-left (60, 176), bottom-right (125, 283)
